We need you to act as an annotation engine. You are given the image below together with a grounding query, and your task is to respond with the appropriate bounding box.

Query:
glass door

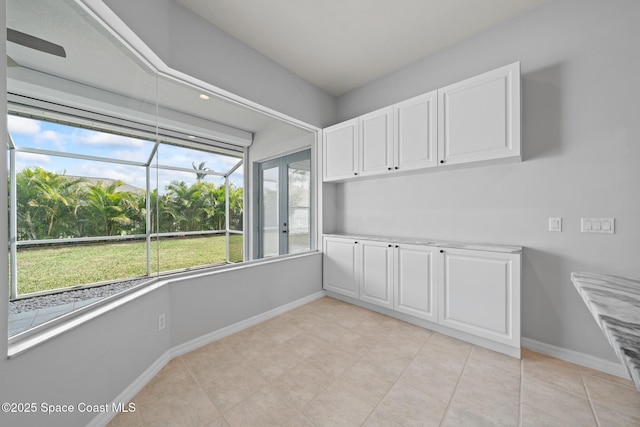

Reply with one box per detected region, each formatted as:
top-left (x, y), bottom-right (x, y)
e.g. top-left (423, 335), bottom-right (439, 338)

top-left (256, 149), bottom-right (311, 258)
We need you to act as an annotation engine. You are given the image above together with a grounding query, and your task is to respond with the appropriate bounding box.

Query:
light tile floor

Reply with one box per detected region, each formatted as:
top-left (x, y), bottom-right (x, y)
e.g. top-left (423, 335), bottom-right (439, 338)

top-left (108, 297), bottom-right (640, 426)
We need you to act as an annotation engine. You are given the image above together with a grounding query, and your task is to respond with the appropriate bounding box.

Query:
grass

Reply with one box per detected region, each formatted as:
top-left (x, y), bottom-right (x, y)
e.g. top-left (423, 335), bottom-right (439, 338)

top-left (14, 234), bottom-right (243, 296)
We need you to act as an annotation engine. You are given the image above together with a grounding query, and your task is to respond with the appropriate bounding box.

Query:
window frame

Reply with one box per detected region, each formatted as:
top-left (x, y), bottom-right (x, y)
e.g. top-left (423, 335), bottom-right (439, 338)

top-left (7, 109), bottom-right (246, 303)
top-left (253, 148), bottom-right (313, 259)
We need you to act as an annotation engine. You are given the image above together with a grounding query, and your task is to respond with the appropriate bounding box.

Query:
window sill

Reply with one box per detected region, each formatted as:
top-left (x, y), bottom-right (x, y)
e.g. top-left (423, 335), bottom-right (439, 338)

top-left (7, 251), bottom-right (319, 358)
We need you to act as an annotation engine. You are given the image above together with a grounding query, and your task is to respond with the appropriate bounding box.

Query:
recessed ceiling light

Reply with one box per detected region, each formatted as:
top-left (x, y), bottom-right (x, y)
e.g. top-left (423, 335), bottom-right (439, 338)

top-left (199, 94), bottom-right (210, 100)
top-left (187, 135), bottom-right (196, 139)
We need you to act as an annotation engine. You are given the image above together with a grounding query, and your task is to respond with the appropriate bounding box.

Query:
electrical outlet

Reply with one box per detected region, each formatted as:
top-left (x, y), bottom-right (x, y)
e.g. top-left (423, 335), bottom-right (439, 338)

top-left (158, 313), bottom-right (166, 331)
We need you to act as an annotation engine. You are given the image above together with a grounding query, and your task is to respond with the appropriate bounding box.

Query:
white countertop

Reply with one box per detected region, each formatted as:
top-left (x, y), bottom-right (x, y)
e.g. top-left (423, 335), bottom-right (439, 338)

top-left (323, 234), bottom-right (522, 254)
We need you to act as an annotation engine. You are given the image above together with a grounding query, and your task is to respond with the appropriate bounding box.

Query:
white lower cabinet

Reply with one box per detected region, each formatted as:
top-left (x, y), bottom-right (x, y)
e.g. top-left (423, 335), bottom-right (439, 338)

top-left (437, 247), bottom-right (520, 348)
top-left (322, 237), bottom-right (359, 298)
top-left (359, 241), bottom-right (394, 309)
top-left (323, 236), bottom-right (521, 352)
top-left (394, 243), bottom-right (438, 322)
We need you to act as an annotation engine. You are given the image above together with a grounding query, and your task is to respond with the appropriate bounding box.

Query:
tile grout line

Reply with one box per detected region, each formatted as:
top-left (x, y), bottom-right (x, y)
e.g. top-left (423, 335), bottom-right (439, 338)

top-left (358, 326), bottom-right (432, 426)
top-left (175, 355), bottom-right (226, 426)
top-left (581, 372), bottom-right (601, 427)
top-left (438, 342), bottom-right (474, 427)
top-left (519, 356), bottom-right (524, 427)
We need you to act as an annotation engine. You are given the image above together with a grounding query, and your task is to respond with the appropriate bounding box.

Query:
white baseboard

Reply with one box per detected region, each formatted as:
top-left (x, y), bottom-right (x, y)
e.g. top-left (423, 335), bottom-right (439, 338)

top-left (521, 337), bottom-right (630, 379)
top-left (170, 291), bottom-right (325, 358)
top-left (90, 291), bottom-right (325, 427)
top-left (87, 351), bottom-right (171, 427)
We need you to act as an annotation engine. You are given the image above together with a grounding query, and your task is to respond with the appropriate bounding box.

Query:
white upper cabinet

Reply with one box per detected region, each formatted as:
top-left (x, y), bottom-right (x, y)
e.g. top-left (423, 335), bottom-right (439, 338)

top-left (323, 118), bottom-right (358, 181)
top-left (438, 62), bottom-right (521, 166)
top-left (437, 247), bottom-right (520, 347)
top-left (394, 91), bottom-right (438, 172)
top-left (359, 107), bottom-right (394, 177)
top-left (322, 62), bottom-right (520, 181)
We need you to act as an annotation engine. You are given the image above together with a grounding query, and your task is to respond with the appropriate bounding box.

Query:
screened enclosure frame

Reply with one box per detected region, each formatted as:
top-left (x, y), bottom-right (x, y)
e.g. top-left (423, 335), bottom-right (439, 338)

top-left (7, 111), bottom-right (245, 300)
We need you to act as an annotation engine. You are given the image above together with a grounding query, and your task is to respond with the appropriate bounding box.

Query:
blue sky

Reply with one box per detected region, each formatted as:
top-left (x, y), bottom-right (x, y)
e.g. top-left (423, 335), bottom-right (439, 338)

top-left (7, 115), bottom-right (244, 192)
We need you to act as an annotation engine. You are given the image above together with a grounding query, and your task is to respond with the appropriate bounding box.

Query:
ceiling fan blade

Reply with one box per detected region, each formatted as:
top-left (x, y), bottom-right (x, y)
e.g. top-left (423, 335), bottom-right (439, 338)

top-left (7, 28), bottom-right (66, 58)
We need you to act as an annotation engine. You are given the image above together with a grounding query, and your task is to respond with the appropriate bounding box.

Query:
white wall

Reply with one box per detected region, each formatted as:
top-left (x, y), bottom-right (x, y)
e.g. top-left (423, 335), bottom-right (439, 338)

top-left (328, 0), bottom-right (640, 362)
top-left (103, 0), bottom-right (337, 128)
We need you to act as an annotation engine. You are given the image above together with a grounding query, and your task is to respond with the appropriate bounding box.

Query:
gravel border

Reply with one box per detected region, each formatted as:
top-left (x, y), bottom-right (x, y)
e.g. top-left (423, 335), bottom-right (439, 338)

top-left (9, 278), bottom-right (150, 314)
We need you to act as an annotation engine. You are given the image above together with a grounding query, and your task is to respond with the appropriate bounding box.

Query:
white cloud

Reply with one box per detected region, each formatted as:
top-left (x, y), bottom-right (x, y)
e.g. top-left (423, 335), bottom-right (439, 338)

top-left (7, 116), bottom-right (41, 135)
top-left (16, 152), bottom-right (52, 163)
top-left (35, 130), bottom-right (66, 150)
top-left (74, 163), bottom-right (147, 190)
top-left (77, 130), bottom-right (146, 148)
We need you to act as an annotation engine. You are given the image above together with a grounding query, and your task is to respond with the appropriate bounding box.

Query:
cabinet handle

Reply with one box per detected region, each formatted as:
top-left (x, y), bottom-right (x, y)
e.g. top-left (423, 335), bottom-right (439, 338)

top-left (440, 250), bottom-right (444, 253)
top-left (354, 172), bottom-right (358, 175)
top-left (355, 241), bottom-right (358, 244)
top-left (387, 167), bottom-right (392, 171)
top-left (394, 166), bottom-right (399, 170)
top-left (388, 244), bottom-right (392, 247)
top-left (395, 245), bottom-right (399, 248)
top-left (440, 160), bottom-right (445, 164)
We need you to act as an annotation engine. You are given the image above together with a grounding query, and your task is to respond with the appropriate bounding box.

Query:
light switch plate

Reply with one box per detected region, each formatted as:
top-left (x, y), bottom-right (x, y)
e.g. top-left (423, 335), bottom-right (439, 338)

top-left (549, 217), bottom-right (562, 232)
top-left (581, 218), bottom-right (615, 234)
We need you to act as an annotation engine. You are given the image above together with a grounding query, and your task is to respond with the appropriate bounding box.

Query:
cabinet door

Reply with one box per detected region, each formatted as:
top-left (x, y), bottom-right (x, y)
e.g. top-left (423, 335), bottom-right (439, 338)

top-left (360, 240), bottom-right (393, 308)
top-left (394, 244), bottom-right (437, 322)
top-left (438, 62), bottom-right (520, 166)
top-left (323, 119), bottom-right (358, 181)
top-left (438, 248), bottom-right (520, 347)
top-left (394, 91), bottom-right (437, 172)
top-left (323, 237), bottom-right (359, 298)
top-left (359, 107), bottom-right (393, 177)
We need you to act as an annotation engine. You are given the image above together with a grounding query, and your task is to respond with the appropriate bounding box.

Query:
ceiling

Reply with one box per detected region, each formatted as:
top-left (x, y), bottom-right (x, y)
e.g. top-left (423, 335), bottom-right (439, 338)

top-left (6, 0), bottom-right (314, 141)
top-left (176, 0), bottom-right (550, 96)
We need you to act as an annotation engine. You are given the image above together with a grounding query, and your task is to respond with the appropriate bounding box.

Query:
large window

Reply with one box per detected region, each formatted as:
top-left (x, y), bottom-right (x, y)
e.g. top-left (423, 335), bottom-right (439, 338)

top-left (5, 0), bottom-right (316, 344)
top-left (7, 114), bottom-right (244, 335)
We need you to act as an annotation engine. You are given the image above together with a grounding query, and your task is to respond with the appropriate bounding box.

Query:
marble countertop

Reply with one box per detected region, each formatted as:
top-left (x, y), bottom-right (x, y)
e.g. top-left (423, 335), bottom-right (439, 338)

top-left (323, 234), bottom-right (522, 254)
top-left (571, 272), bottom-right (640, 390)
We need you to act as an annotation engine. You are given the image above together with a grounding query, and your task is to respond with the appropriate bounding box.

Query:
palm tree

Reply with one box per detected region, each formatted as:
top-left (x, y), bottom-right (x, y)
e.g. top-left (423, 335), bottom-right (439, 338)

top-left (16, 167), bottom-right (84, 239)
top-left (192, 161), bottom-right (210, 181)
top-left (81, 181), bottom-right (138, 236)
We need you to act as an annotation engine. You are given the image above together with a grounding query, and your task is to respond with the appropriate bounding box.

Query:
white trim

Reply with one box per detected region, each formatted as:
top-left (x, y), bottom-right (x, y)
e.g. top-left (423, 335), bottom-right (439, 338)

top-left (77, 0), bottom-right (321, 135)
top-left (87, 351), bottom-right (171, 427)
top-left (90, 290), bottom-right (325, 427)
top-left (326, 291), bottom-right (520, 358)
top-left (170, 291), bottom-right (325, 358)
top-left (521, 337), bottom-right (630, 379)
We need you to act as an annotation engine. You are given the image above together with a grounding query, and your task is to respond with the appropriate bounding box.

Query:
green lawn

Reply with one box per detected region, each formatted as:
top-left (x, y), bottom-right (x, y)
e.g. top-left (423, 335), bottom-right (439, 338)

top-left (13, 234), bottom-right (243, 296)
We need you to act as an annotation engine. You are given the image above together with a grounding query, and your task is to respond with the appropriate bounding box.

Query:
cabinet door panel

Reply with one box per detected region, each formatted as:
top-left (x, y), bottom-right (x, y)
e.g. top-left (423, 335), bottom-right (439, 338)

top-left (360, 241), bottom-right (393, 308)
top-left (323, 238), bottom-right (359, 298)
top-left (395, 244), bottom-right (437, 322)
top-left (323, 119), bottom-right (358, 181)
top-left (438, 62), bottom-right (520, 165)
top-left (395, 91), bottom-right (437, 171)
top-left (359, 107), bottom-right (393, 176)
top-left (438, 248), bottom-right (520, 346)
